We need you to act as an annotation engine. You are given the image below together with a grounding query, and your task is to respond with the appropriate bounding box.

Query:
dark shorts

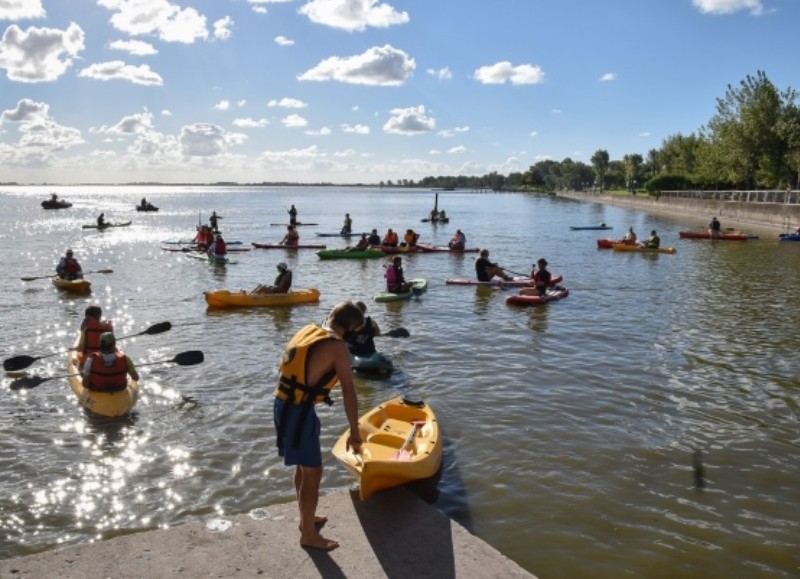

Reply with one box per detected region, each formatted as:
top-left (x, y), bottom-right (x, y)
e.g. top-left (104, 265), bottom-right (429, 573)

top-left (273, 397), bottom-right (322, 467)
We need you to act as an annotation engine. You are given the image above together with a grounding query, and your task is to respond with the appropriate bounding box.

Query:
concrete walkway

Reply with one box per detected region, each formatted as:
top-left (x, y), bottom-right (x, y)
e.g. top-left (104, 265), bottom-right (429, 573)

top-left (0, 488), bottom-right (535, 578)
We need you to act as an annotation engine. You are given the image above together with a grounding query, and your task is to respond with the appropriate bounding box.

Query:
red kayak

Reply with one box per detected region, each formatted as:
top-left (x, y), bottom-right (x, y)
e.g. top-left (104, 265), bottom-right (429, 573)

top-left (597, 239), bottom-right (636, 249)
top-left (506, 286), bottom-right (569, 306)
top-left (251, 242), bottom-right (327, 249)
top-left (678, 231), bottom-right (753, 240)
top-left (445, 274), bottom-right (563, 288)
top-left (161, 245), bottom-right (251, 252)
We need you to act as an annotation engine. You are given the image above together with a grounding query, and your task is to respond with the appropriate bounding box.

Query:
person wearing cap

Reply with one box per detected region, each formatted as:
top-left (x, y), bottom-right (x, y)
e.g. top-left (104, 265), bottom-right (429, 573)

top-left (81, 332), bottom-right (139, 392)
top-left (708, 216), bottom-right (721, 238)
top-left (56, 249), bottom-right (83, 280)
top-left (385, 256), bottom-right (412, 293)
top-left (520, 258), bottom-right (553, 297)
top-left (208, 233), bottom-right (227, 259)
top-left (475, 249), bottom-right (512, 282)
top-left (642, 230), bottom-right (661, 249)
top-left (252, 262), bottom-right (293, 294)
top-left (280, 224), bottom-right (299, 247)
top-left (448, 229), bottom-right (466, 250)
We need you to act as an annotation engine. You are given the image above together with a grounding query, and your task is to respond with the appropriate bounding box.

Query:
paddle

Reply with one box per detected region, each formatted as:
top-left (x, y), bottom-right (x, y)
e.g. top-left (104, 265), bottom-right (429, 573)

top-left (9, 350), bottom-right (204, 390)
top-left (21, 269), bottom-right (114, 282)
top-left (3, 321), bottom-right (173, 372)
top-left (501, 268), bottom-right (531, 278)
top-left (390, 420), bottom-right (425, 461)
top-left (384, 328), bottom-right (410, 338)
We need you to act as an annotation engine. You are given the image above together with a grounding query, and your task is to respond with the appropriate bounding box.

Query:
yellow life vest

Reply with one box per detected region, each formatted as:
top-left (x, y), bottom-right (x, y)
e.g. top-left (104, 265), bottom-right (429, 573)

top-left (275, 324), bottom-right (340, 406)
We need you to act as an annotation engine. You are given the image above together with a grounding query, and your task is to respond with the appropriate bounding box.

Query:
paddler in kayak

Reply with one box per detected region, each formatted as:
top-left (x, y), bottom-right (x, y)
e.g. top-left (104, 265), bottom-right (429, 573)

top-left (402, 228), bottom-right (419, 247)
top-left (81, 332), bottom-right (139, 392)
top-left (448, 229), bottom-right (466, 250)
top-left (280, 224), bottom-right (300, 247)
top-left (475, 249), bottom-right (512, 282)
top-left (385, 256), bottom-right (413, 293)
top-left (252, 262), bottom-right (292, 294)
top-left (641, 230), bottom-right (660, 249)
top-left (273, 301), bottom-right (363, 552)
top-left (208, 233), bottom-right (227, 259)
top-left (367, 228), bottom-right (381, 246)
top-left (96, 212), bottom-right (107, 228)
top-left (382, 228), bottom-right (398, 247)
top-left (345, 301), bottom-right (381, 356)
top-left (349, 233), bottom-right (369, 251)
top-left (622, 226), bottom-right (637, 244)
top-left (56, 248), bottom-right (83, 280)
top-left (77, 305), bottom-right (114, 359)
top-left (520, 258), bottom-right (552, 297)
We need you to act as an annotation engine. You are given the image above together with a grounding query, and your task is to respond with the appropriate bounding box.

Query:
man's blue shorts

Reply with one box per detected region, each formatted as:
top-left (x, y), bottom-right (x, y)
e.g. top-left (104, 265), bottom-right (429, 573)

top-left (274, 397), bottom-right (322, 467)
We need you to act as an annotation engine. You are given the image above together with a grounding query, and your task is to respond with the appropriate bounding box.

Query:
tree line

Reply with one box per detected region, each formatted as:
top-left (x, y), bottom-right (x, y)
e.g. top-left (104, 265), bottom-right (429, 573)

top-left (397, 71), bottom-right (800, 193)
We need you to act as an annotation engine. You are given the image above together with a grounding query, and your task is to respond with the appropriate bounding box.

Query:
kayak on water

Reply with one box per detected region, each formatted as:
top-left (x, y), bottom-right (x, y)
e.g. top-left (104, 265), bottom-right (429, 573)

top-left (414, 244), bottom-right (480, 253)
top-left (52, 276), bottom-right (92, 293)
top-left (613, 244), bottom-right (677, 254)
top-left (779, 233), bottom-right (800, 241)
top-left (570, 225), bottom-right (613, 230)
top-left (678, 231), bottom-right (756, 240)
top-left (162, 239), bottom-right (243, 245)
top-left (445, 274), bottom-right (563, 288)
top-left (204, 288), bottom-right (320, 308)
top-left (317, 248), bottom-right (385, 259)
top-left (597, 239), bottom-right (636, 249)
top-left (269, 222), bottom-right (318, 226)
top-left (251, 242), bottom-right (327, 249)
top-left (82, 221), bottom-right (132, 229)
top-left (331, 395), bottom-right (443, 501)
top-left (373, 279), bottom-right (427, 302)
top-left (41, 199), bottom-right (72, 209)
top-left (161, 245), bottom-right (250, 253)
top-left (351, 350), bottom-right (394, 376)
top-left (420, 217), bottom-right (449, 223)
top-left (135, 204), bottom-right (158, 212)
top-left (506, 286), bottom-right (570, 307)
top-left (315, 232), bottom-right (367, 238)
top-left (185, 252), bottom-right (237, 265)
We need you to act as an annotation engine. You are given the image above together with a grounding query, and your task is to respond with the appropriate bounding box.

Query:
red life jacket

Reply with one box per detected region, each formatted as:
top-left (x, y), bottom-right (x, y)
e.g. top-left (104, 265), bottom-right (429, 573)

top-left (87, 351), bottom-right (129, 392)
top-left (63, 258), bottom-right (80, 276)
top-left (214, 239), bottom-right (227, 255)
top-left (82, 318), bottom-right (114, 356)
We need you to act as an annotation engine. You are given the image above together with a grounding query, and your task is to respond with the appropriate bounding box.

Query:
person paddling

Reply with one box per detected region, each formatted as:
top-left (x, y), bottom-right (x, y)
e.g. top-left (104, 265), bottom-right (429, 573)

top-left (97, 213), bottom-right (107, 228)
top-left (520, 258), bottom-right (552, 296)
top-left (385, 256), bottom-right (412, 293)
top-left (280, 225), bottom-right (299, 247)
top-left (56, 248), bottom-right (83, 280)
top-left (288, 204), bottom-right (298, 226)
top-left (252, 262), bottom-right (292, 294)
top-left (475, 249), bottom-right (511, 282)
top-left (81, 332), bottom-right (139, 392)
top-left (78, 305), bottom-right (113, 359)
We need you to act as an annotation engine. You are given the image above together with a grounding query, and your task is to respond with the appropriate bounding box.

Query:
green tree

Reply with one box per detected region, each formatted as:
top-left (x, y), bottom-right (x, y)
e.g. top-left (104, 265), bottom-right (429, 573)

top-left (591, 149), bottom-right (610, 190)
top-left (623, 153), bottom-right (643, 190)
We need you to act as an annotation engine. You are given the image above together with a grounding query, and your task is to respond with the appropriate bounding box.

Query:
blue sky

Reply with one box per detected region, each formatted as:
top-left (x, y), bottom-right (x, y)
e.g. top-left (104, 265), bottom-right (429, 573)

top-left (0, 0), bottom-right (797, 184)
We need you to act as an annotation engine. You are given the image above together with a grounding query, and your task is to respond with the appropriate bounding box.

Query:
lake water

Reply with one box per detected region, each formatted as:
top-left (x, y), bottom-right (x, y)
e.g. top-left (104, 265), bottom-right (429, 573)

top-left (0, 185), bottom-right (798, 577)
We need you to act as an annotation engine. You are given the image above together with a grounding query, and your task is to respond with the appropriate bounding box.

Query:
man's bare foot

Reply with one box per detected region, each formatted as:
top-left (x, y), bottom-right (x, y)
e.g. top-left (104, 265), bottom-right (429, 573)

top-left (300, 534), bottom-right (339, 551)
top-left (298, 515), bottom-right (328, 531)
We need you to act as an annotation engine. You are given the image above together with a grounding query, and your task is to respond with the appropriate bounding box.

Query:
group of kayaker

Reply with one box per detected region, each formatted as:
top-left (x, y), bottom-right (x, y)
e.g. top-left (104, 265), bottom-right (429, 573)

top-left (621, 226), bottom-right (661, 249)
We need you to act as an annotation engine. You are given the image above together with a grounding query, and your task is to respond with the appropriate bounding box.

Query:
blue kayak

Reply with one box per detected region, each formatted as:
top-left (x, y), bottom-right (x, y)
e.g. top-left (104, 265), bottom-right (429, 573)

top-left (779, 233), bottom-right (800, 241)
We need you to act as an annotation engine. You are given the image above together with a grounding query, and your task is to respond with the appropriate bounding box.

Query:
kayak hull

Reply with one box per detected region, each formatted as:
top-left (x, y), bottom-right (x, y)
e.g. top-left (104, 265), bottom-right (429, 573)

top-left (251, 242), bottom-right (327, 249)
top-left (351, 351), bottom-right (394, 376)
top-left (374, 279), bottom-right (427, 302)
top-left (445, 274), bottom-right (563, 288)
top-left (597, 239), bottom-right (636, 249)
top-left (506, 287), bottom-right (570, 306)
top-left (204, 288), bottom-right (320, 308)
top-left (67, 335), bottom-right (139, 417)
top-left (82, 221), bottom-right (132, 230)
top-left (332, 395), bottom-right (442, 501)
top-left (613, 244), bottom-right (677, 254)
top-left (41, 200), bottom-right (72, 209)
top-left (678, 231), bottom-right (753, 240)
top-left (135, 205), bottom-right (158, 212)
top-left (52, 277), bottom-right (92, 293)
top-left (570, 226), bottom-right (612, 230)
top-left (317, 249), bottom-right (385, 259)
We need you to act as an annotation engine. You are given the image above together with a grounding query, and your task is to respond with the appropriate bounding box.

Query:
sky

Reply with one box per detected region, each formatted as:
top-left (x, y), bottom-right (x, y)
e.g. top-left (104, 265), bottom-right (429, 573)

top-left (0, 0), bottom-right (798, 185)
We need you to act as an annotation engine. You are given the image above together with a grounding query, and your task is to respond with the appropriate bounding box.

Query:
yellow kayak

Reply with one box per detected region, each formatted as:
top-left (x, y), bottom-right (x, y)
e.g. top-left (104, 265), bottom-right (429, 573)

top-left (67, 334), bottom-right (139, 417)
top-left (203, 288), bottom-right (321, 308)
top-left (52, 276), bottom-right (92, 293)
top-left (613, 243), bottom-right (677, 254)
top-left (332, 395), bottom-right (442, 500)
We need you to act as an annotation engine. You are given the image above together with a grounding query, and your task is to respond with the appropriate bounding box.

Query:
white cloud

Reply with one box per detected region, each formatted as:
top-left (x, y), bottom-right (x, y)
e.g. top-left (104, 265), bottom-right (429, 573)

top-left (98, 0), bottom-right (209, 43)
top-left (179, 122), bottom-right (247, 156)
top-left (341, 123), bottom-right (370, 134)
top-left (0, 98), bottom-right (84, 159)
top-left (268, 97), bottom-right (308, 108)
top-left (383, 105), bottom-right (435, 135)
top-left (306, 127), bottom-right (332, 136)
top-left (474, 61), bottom-right (544, 85)
top-left (298, 0), bottom-right (409, 32)
top-left (237, 99), bottom-right (246, 107)
top-left (638, 132), bottom-right (650, 137)
top-left (437, 126), bottom-right (469, 138)
top-left (0, 0), bottom-right (46, 20)
top-left (215, 100), bottom-right (231, 111)
top-left (233, 117), bottom-right (269, 128)
top-left (106, 110), bottom-right (155, 135)
top-left (426, 66), bottom-right (452, 80)
top-left (274, 35), bottom-right (294, 46)
top-left (447, 145), bottom-right (466, 154)
top-left (79, 61), bottom-right (163, 86)
top-left (282, 114), bottom-right (308, 128)
top-left (108, 39), bottom-right (158, 56)
top-left (692, 0), bottom-right (764, 15)
top-left (298, 44), bottom-right (414, 86)
top-left (599, 72), bottom-right (616, 82)
top-left (1, 98), bottom-right (49, 123)
top-left (0, 22), bottom-right (84, 82)
top-left (161, 109), bottom-right (172, 116)
top-left (529, 130), bottom-right (538, 137)
top-left (335, 148), bottom-right (356, 157)
top-left (214, 16), bottom-right (233, 40)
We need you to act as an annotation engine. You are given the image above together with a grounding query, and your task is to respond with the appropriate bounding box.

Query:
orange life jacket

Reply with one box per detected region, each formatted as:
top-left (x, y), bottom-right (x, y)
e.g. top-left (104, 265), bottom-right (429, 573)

top-left (82, 318), bottom-right (114, 356)
top-left (87, 351), bottom-right (129, 392)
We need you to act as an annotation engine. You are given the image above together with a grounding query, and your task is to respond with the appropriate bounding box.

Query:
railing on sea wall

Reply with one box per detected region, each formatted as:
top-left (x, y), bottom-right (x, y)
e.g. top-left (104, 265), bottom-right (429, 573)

top-left (660, 190), bottom-right (800, 204)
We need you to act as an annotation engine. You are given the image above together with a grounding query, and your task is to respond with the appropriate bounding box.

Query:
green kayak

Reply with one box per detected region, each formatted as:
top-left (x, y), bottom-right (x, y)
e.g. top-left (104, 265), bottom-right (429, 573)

top-left (373, 278), bottom-right (427, 302)
top-left (317, 248), bottom-right (385, 260)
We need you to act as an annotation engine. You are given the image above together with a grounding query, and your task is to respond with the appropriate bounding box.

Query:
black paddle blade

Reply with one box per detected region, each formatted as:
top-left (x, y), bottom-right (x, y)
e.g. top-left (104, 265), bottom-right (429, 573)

top-left (173, 350), bottom-right (204, 366)
top-left (4, 355), bottom-right (38, 372)
top-left (386, 328), bottom-right (410, 338)
top-left (143, 321), bottom-right (172, 335)
top-left (9, 375), bottom-right (49, 390)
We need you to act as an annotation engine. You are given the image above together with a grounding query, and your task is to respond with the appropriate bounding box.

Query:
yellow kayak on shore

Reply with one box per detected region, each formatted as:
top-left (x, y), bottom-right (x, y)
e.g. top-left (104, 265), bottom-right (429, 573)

top-left (203, 288), bottom-right (321, 308)
top-left (67, 334), bottom-right (139, 417)
top-left (332, 395), bottom-right (442, 500)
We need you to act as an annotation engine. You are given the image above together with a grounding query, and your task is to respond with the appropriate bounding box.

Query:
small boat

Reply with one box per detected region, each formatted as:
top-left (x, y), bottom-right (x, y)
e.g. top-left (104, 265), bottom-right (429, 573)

top-left (420, 217), bottom-right (450, 224)
top-left (351, 351), bottom-right (394, 376)
top-left (161, 245), bottom-right (250, 253)
top-left (251, 242), bottom-right (327, 249)
top-left (779, 233), bottom-right (800, 241)
top-left (41, 199), bottom-right (72, 210)
top-left (269, 222), bottom-right (318, 227)
top-left (414, 244), bottom-right (480, 253)
top-left (317, 248), bottom-right (385, 260)
top-left (162, 238), bottom-right (243, 245)
top-left (52, 276), bottom-right (92, 293)
top-left (135, 203), bottom-right (159, 212)
top-left (597, 239), bottom-right (635, 249)
top-left (82, 221), bottom-right (132, 230)
top-left (374, 244), bottom-right (423, 254)
top-left (613, 244), bottom-right (677, 254)
top-left (186, 252), bottom-right (236, 265)
top-left (506, 286), bottom-right (570, 306)
top-left (570, 225), bottom-right (613, 230)
top-left (67, 334), bottom-right (139, 417)
top-left (203, 288), bottom-right (320, 308)
top-left (445, 274), bottom-right (563, 288)
top-left (373, 279), bottom-right (427, 302)
top-left (315, 232), bottom-right (367, 238)
top-left (678, 231), bottom-right (755, 240)
top-left (331, 395), bottom-right (442, 501)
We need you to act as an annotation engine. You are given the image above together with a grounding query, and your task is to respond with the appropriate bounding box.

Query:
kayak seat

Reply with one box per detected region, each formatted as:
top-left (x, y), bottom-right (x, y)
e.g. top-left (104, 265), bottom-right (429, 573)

top-left (366, 433), bottom-right (407, 449)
